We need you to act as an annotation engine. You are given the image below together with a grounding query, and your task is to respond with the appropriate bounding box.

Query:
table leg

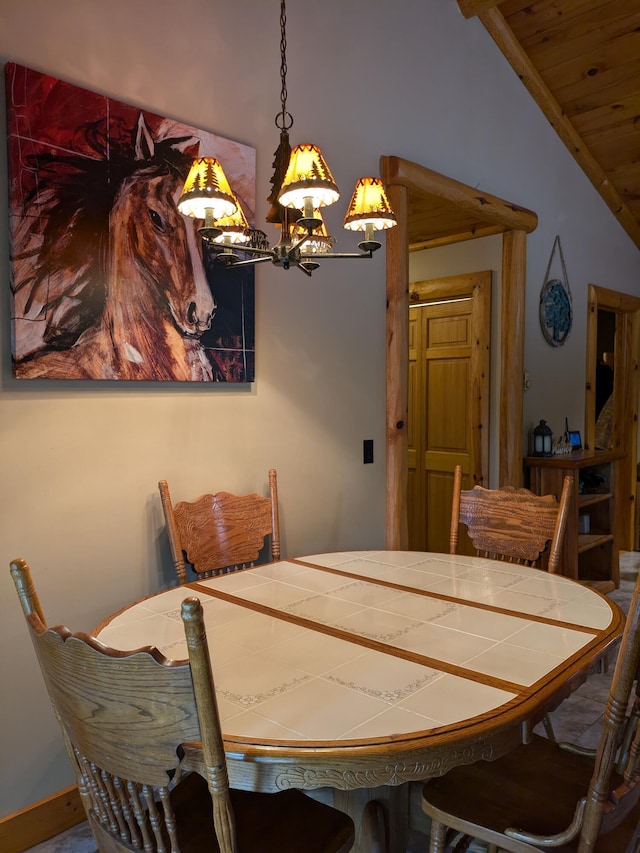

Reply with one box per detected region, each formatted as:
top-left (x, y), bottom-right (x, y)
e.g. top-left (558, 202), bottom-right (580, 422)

top-left (362, 799), bottom-right (386, 853)
top-left (315, 782), bottom-right (411, 853)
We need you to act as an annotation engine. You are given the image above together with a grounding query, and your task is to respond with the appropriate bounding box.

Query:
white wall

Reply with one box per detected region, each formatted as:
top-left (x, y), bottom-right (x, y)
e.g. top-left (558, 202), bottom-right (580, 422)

top-left (1, 0), bottom-right (639, 817)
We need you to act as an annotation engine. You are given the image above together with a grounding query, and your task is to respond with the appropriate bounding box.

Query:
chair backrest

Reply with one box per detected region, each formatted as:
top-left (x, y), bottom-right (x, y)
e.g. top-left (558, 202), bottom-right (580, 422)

top-left (449, 464), bottom-right (573, 573)
top-left (576, 566), bottom-right (640, 850)
top-left (159, 468), bottom-right (280, 583)
top-left (10, 557), bottom-right (236, 853)
top-left (499, 567), bottom-right (640, 851)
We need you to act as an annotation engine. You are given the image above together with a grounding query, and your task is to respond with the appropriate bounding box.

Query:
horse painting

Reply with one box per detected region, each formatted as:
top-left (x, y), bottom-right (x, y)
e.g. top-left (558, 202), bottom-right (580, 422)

top-left (14, 116), bottom-right (216, 381)
top-left (10, 113), bottom-right (219, 380)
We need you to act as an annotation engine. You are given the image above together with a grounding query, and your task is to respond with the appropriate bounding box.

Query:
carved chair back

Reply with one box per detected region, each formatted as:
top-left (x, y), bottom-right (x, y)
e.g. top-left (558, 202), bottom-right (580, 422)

top-left (450, 464), bottom-right (573, 573)
top-left (10, 557), bottom-right (233, 853)
top-left (10, 557), bottom-right (354, 853)
top-left (422, 559), bottom-right (640, 853)
top-left (159, 468), bottom-right (280, 583)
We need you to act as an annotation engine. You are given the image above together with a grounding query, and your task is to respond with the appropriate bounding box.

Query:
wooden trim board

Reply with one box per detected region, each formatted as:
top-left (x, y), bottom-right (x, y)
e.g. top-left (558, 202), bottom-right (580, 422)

top-left (0, 786), bottom-right (84, 853)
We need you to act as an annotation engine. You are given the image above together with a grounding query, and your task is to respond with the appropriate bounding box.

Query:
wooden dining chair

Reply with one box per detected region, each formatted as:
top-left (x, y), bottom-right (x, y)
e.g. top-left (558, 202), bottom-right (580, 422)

top-left (421, 565), bottom-right (640, 853)
top-left (450, 464), bottom-right (573, 573)
top-left (159, 468), bottom-right (280, 583)
top-left (10, 557), bottom-right (355, 853)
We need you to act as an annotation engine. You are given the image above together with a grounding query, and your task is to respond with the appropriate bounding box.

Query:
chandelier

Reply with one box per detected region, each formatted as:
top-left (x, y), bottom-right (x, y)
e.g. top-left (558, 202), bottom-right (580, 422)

top-left (177, 0), bottom-right (397, 277)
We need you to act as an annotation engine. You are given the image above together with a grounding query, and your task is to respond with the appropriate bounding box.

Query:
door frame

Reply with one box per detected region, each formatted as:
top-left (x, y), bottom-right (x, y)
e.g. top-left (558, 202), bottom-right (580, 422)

top-left (585, 284), bottom-right (640, 550)
top-left (381, 156), bottom-right (538, 549)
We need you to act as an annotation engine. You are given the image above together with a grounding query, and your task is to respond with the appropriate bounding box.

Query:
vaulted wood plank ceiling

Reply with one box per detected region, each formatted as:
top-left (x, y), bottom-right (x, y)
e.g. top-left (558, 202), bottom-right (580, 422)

top-left (457, 0), bottom-right (640, 250)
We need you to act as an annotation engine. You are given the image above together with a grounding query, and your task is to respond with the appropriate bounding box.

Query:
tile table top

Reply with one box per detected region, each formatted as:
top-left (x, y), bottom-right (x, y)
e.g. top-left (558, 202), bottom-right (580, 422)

top-left (96, 551), bottom-right (620, 750)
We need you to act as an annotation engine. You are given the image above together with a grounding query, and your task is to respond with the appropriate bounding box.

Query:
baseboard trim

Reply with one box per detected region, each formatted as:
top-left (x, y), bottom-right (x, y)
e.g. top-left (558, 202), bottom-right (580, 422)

top-left (0, 785), bottom-right (85, 853)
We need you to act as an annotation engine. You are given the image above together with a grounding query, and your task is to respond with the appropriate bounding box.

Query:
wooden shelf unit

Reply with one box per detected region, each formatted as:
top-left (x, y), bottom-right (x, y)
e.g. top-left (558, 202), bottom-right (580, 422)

top-left (525, 449), bottom-right (625, 592)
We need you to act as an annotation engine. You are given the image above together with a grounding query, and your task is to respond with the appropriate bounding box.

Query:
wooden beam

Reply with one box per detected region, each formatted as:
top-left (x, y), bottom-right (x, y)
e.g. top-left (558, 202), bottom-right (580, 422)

top-left (457, 0), bottom-right (502, 19)
top-left (500, 229), bottom-right (526, 487)
top-left (478, 6), bottom-right (640, 250)
top-left (383, 156), bottom-right (538, 235)
top-left (382, 179), bottom-right (409, 550)
top-left (409, 223), bottom-right (504, 252)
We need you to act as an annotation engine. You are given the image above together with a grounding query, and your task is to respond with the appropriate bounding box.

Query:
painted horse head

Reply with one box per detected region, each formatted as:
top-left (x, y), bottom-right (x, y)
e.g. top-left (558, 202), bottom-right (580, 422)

top-left (107, 115), bottom-right (216, 344)
top-left (11, 112), bottom-right (216, 371)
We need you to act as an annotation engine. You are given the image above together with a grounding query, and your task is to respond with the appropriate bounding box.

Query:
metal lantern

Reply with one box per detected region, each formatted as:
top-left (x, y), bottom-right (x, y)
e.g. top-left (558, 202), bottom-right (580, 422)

top-left (532, 419), bottom-right (553, 457)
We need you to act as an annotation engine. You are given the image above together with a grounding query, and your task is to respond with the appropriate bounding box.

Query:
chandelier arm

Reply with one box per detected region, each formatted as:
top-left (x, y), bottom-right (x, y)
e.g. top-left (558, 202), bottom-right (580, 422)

top-left (299, 250), bottom-right (376, 260)
top-left (217, 245), bottom-right (277, 259)
top-left (288, 234), bottom-right (313, 254)
top-left (218, 255), bottom-right (275, 268)
top-left (217, 250), bottom-right (378, 272)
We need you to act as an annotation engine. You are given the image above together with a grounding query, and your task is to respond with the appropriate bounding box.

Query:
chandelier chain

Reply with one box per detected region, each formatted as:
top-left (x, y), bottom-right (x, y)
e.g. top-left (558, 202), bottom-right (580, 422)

top-left (276, 0), bottom-right (293, 132)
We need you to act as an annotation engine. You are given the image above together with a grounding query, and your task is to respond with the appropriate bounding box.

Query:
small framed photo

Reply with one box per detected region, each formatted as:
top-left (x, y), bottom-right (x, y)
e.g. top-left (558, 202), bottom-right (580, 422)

top-left (568, 430), bottom-right (582, 450)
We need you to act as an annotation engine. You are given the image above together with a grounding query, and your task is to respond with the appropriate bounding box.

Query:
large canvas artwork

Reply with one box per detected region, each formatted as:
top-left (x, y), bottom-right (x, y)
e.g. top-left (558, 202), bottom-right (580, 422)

top-left (6, 63), bottom-right (256, 381)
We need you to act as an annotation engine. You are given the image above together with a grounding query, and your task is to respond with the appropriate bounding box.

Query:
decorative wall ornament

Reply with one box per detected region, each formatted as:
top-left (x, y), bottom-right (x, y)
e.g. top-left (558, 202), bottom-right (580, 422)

top-left (539, 235), bottom-right (572, 347)
top-left (6, 63), bottom-right (256, 381)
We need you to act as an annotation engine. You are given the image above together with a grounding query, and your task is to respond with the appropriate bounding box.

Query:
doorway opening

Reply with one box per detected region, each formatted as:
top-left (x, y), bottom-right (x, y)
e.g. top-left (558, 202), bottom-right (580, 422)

top-left (585, 284), bottom-right (640, 551)
top-left (380, 155), bottom-right (538, 548)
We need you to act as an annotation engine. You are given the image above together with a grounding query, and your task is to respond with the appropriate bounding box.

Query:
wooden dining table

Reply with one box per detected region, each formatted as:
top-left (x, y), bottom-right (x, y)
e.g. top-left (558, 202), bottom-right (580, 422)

top-left (94, 550), bottom-right (624, 853)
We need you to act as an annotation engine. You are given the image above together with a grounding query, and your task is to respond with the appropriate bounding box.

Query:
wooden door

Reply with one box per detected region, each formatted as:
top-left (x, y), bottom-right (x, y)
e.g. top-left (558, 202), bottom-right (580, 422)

top-left (408, 272), bottom-right (491, 553)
